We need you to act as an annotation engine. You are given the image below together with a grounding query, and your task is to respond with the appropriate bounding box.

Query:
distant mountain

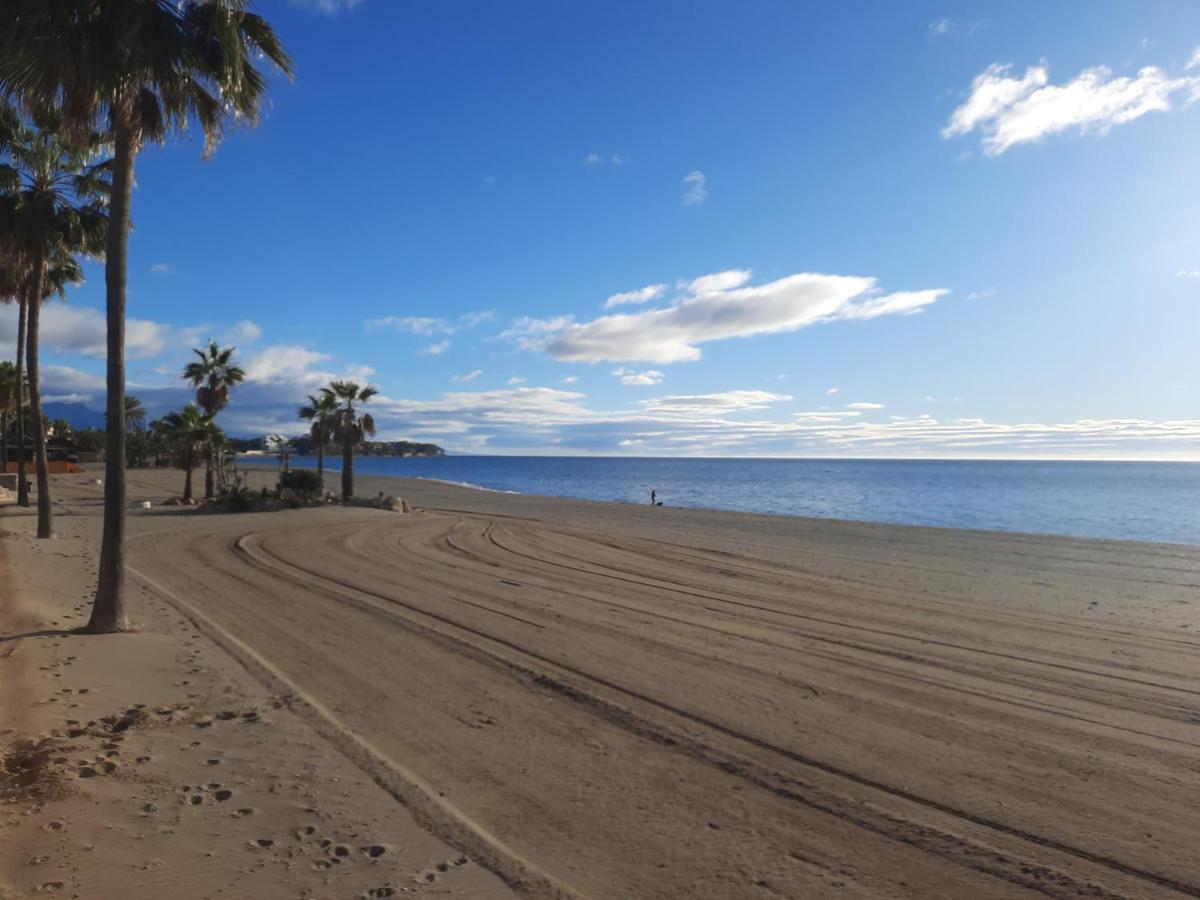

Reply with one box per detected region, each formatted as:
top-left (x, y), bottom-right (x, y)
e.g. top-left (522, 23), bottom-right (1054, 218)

top-left (43, 402), bottom-right (106, 430)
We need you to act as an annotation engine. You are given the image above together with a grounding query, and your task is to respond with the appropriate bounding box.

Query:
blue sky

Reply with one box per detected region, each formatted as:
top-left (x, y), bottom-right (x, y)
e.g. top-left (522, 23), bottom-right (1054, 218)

top-left (5, 0), bottom-right (1200, 457)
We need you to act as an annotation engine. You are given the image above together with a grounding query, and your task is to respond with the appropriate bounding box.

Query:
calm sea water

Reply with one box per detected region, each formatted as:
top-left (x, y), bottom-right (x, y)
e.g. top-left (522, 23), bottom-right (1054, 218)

top-left (241, 455), bottom-right (1200, 545)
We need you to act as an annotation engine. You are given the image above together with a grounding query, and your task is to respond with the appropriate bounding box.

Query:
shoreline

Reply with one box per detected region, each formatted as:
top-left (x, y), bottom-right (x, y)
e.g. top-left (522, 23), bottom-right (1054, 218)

top-left (233, 458), bottom-right (1200, 550)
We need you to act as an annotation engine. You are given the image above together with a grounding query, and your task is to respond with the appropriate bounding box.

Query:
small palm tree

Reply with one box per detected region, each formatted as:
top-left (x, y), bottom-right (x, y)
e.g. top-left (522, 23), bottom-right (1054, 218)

top-left (0, 258), bottom-right (29, 505)
top-left (298, 390), bottom-right (340, 481)
top-left (0, 0), bottom-right (292, 632)
top-left (183, 340), bottom-right (244, 499)
top-left (158, 404), bottom-right (216, 504)
top-left (0, 358), bottom-right (22, 474)
top-left (323, 381), bottom-right (378, 501)
top-left (124, 395), bottom-right (146, 432)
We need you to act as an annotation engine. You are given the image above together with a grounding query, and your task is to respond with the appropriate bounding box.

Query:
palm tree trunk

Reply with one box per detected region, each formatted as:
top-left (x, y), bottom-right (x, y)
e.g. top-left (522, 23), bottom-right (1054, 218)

top-left (25, 260), bottom-right (53, 539)
top-left (204, 450), bottom-right (214, 499)
top-left (14, 293), bottom-right (29, 507)
top-left (316, 425), bottom-right (325, 479)
top-left (1, 411), bottom-right (7, 473)
top-left (342, 431), bottom-right (353, 500)
top-left (183, 447), bottom-right (194, 503)
top-left (87, 110), bottom-right (135, 634)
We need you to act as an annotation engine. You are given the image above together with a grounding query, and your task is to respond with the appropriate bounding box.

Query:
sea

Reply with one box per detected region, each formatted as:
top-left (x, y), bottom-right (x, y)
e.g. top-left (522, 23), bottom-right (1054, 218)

top-left (238, 455), bottom-right (1200, 546)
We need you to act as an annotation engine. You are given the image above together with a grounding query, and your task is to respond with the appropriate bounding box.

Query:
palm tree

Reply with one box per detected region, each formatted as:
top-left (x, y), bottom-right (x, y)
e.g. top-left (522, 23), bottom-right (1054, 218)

top-left (297, 390), bottom-right (339, 482)
top-left (124, 395), bottom-right (146, 432)
top-left (183, 340), bottom-right (244, 499)
top-left (0, 108), bottom-right (107, 537)
top-left (0, 358), bottom-right (21, 474)
top-left (323, 381), bottom-right (378, 501)
top-left (0, 1), bottom-right (292, 632)
top-left (158, 404), bottom-right (216, 504)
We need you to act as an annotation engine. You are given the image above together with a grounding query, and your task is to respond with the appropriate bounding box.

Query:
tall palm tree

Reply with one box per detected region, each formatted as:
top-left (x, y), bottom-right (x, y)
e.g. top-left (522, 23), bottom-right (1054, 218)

top-left (323, 381), bottom-right (378, 501)
top-left (0, 1), bottom-right (292, 632)
top-left (183, 340), bottom-right (244, 499)
top-left (0, 108), bottom-right (107, 537)
top-left (158, 404), bottom-right (215, 504)
top-left (0, 261), bottom-right (28, 504)
top-left (297, 390), bottom-right (339, 481)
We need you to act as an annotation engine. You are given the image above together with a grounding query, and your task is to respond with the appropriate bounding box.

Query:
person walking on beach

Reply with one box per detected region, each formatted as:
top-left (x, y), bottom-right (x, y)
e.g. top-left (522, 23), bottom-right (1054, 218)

top-left (650, 488), bottom-right (656, 505)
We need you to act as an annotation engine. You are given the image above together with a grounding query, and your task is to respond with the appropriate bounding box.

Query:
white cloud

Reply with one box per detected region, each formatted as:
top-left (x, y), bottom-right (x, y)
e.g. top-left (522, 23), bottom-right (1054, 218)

top-left (227, 320), bottom-right (262, 344)
top-left (452, 369), bottom-right (483, 383)
top-left (0, 304), bottom-right (169, 360)
top-left (515, 270), bottom-right (947, 364)
top-left (944, 59), bottom-right (1200, 155)
top-left (826, 387), bottom-right (839, 395)
top-left (1188, 47), bottom-right (1200, 70)
top-left (1176, 269), bottom-right (1200, 279)
top-left (290, 0), bottom-right (362, 14)
top-left (507, 376), bottom-right (527, 385)
top-left (611, 154), bottom-right (624, 166)
top-left (561, 375), bottom-right (579, 384)
top-left (640, 391), bottom-right (791, 416)
top-left (966, 288), bottom-right (997, 300)
top-left (40, 364), bottom-right (107, 403)
top-left (604, 283), bottom-right (667, 309)
top-left (685, 269), bottom-right (751, 294)
top-left (613, 368), bottom-right (664, 386)
top-left (242, 345), bottom-right (332, 383)
top-left (929, 18), bottom-right (953, 36)
top-left (847, 402), bottom-right (884, 410)
top-left (681, 171), bottom-right (708, 206)
top-left (584, 152), bottom-right (603, 165)
top-left (422, 340), bottom-right (451, 356)
top-left (149, 262), bottom-right (172, 275)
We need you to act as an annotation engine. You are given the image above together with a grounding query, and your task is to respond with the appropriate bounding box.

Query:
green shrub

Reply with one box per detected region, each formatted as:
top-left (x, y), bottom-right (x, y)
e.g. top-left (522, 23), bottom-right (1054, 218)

top-left (280, 469), bottom-right (323, 500)
top-left (218, 484), bottom-right (256, 512)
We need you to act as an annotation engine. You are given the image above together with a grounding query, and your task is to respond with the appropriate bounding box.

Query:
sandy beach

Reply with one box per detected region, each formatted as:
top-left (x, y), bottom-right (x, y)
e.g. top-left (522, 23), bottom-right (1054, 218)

top-left (3, 467), bottom-right (1199, 899)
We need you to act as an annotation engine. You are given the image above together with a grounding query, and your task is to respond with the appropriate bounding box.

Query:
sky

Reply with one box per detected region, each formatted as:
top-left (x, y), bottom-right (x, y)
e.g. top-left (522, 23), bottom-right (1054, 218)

top-left (3, 0), bottom-right (1200, 459)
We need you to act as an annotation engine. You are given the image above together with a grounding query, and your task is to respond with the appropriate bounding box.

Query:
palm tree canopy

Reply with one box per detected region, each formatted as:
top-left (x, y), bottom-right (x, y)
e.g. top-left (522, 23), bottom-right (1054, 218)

top-left (183, 339), bottom-right (245, 416)
top-left (298, 390), bottom-right (339, 442)
top-left (0, 105), bottom-right (109, 272)
top-left (0, 1), bottom-right (293, 155)
top-left (323, 381), bottom-right (378, 446)
top-left (124, 394), bottom-right (146, 423)
top-left (0, 359), bottom-right (27, 413)
top-left (159, 403), bottom-right (215, 447)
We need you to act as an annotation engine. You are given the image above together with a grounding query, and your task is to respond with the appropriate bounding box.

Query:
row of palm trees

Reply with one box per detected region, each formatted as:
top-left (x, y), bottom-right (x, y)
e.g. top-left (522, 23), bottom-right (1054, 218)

top-left (0, 1), bottom-right (292, 633)
top-left (299, 380), bottom-right (378, 501)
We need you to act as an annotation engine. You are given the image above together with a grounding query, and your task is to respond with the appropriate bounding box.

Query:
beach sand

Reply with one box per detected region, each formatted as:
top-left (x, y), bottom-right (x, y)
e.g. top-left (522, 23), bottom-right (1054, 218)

top-left (2, 466), bottom-right (1199, 899)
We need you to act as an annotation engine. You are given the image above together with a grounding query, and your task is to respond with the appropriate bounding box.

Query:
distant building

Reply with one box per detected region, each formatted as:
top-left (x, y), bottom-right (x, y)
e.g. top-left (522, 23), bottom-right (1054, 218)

top-left (262, 434), bottom-right (289, 453)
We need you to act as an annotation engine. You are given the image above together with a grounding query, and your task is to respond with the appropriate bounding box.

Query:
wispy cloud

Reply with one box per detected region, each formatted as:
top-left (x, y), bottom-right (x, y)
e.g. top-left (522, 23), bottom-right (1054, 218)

top-left (604, 283), bottom-right (667, 309)
top-left (510, 269), bottom-right (947, 364)
top-left (584, 152), bottom-right (624, 166)
top-left (289, 0), bottom-right (363, 14)
top-left (421, 340), bottom-right (451, 356)
top-left (149, 262), bottom-right (172, 275)
top-left (369, 310), bottom-right (495, 335)
top-left (847, 402), bottom-right (884, 410)
top-left (452, 369), bottom-right (483, 383)
top-left (929, 18), bottom-right (953, 37)
top-left (561, 375), bottom-right (579, 384)
top-left (681, 170), bottom-right (708, 206)
top-left (507, 376), bottom-right (527, 385)
top-left (944, 56), bottom-right (1200, 155)
top-left (613, 368), bottom-right (664, 386)
top-left (966, 288), bottom-right (997, 300)
top-left (1188, 47), bottom-right (1200, 70)
top-left (1177, 269), bottom-right (1200, 279)
top-left (826, 387), bottom-right (840, 395)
